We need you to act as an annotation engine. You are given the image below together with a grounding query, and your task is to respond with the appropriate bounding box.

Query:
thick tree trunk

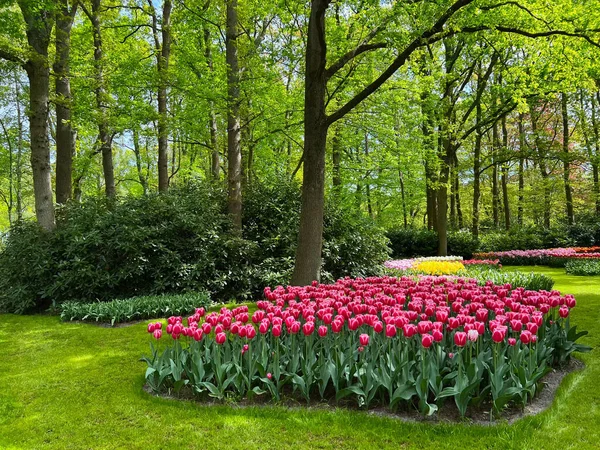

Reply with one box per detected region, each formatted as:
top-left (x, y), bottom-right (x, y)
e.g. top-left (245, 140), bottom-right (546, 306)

top-left (204, 28), bottom-right (220, 180)
top-left (157, 0), bottom-right (172, 192)
top-left (226, 0), bottom-right (242, 232)
top-left (18, 2), bottom-right (55, 230)
top-left (562, 92), bottom-right (574, 224)
top-left (517, 113), bottom-right (525, 226)
top-left (291, 0), bottom-right (328, 285)
top-left (54, 0), bottom-right (77, 204)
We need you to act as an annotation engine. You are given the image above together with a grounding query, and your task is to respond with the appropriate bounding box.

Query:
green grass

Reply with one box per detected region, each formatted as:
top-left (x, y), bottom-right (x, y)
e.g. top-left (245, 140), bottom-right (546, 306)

top-left (0, 267), bottom-right (598, 449)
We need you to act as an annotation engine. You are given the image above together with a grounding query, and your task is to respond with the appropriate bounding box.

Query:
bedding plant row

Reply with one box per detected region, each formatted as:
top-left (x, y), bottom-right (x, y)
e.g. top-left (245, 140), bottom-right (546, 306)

top-left (474, 247), bottom-right (600, 267)
top-left (143, 276), bottom-right (590, 418)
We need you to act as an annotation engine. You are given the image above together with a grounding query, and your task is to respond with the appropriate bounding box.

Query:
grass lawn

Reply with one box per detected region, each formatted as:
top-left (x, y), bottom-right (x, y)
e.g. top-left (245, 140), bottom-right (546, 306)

top-left (0, 267), bottom-right (598, 449)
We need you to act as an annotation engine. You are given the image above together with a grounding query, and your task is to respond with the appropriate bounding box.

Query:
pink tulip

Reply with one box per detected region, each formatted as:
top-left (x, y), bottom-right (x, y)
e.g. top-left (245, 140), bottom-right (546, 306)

top-left (359, 334), bottom-right (370, 346)
top-left (318, 325), bottom-right (328, 337)
top-left (421, 334), bottom-right (434, 348)
top-left (153, 329), bottom-right (162, 340)
top-left (454, 332), bottom-right (467, 347)
top-left (215, 332), bottom-right (227, 345)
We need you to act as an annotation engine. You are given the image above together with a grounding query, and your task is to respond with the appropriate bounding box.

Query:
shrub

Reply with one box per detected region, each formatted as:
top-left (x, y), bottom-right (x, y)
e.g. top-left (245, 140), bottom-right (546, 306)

top-left (0, 180), bottom-right (389, 313)
top-left (60, 292), bottom-right (211, 326)
top-left (565, 259), bottom-right (600, 276)
top-left (387, 228), bottom-right (477, 259)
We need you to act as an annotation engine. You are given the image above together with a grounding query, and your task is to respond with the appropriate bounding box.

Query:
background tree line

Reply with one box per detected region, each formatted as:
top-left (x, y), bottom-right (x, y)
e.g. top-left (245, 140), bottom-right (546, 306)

top-left (1, 0), bottom-right (600, 285)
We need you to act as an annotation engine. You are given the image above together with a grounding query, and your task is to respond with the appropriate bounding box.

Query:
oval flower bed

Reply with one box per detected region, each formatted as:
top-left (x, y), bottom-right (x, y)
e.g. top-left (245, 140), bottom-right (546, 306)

top-left (143, 276), bottom-right (590, 417)
top-left (474, 247), bottom-right (600, 267)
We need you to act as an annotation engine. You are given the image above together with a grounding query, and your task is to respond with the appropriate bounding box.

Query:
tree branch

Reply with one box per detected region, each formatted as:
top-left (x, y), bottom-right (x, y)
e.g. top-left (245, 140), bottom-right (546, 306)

top-left (327, 0), bottom-right (476, 125)
top-left (325, 43), bottom-right (388, 80)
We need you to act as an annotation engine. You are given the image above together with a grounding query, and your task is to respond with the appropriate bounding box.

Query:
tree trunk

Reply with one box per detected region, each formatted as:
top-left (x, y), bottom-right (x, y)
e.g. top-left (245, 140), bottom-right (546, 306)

top-left (54, 0), bottom-right (77, 204)
top-left (133, 129), bottom-right (148, 195)
top-left (472, 100), bottom-right (482, 236)
top-left (291, 0), bottom-right (329, 285)
top-left (332, 126), bottom-right (342, 190)
top-left (437, 152), bottom-right (452, 256)
top-left (19, 1), bottom-right (55, 230)
top-left (529, 102), bottom-right (551, 228)
top-left (492, 121), bottom-right (500, 228)
top-left (562, 92), bottom-right (574, 225)
top-left (204, 28), bottom-right (220, 180)
top-left (15, 73), bottom-right (23, 221)
top-left (364, 132), bottom-right (373, 219)
top-left (226, 0), bottom-right (242, 232)
top-left (591, 92), bottom-right (600, 215)
top-left (453, 153), bottom-right (463, 229)
top-left (157, 0), bottom-right (172, 192)
top-left (501, 115), bottom-right (510, 230)
top-left (84, 0), bottom-right (115, 197)
top-left (399, 170), bottom-right (408, 228)
top-left (517, 113), bottom-right (525, 226)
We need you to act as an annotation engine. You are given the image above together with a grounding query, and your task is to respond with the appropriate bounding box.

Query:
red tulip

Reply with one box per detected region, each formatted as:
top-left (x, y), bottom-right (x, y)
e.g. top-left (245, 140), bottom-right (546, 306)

top-left (508, 337), bottom-right (517, 346)
top-left (153, 329), bottom-right (162, 340)
top-left (331, 320), bottom-right (344, 333)
top-left (318, 325), bottom-right (328, 337)
top-left (302, 322), bottom-right (315, 336)
top-left (246, 325), bottom-right (257, 340)
top-left (520, 330), bottom-right (532, 345)
top-left (147, 323), bottom-right (155, 333)
top-left (421, 334), bottom-right (434, 348)
top-left (272, 324), bottom-right (282, 337)
top-left (290, 321), bottom-right (301, 334)
top-left (359, 333), bottom-right (370, 346)
top-left (385, 324), bottom-right (396, 338)
top-left (526, 322), bottom-right (538, 334)
top-left (492, 328), bottom-right (505, 343)
top-left (432, 329), bottom-right (443, 343)
top-left (454, 331), bottom-right (467, 347)
top-left (259, 321), bottom-right (269, 334)
top-left (559, 306), bottom-right (569, 318)
top-left (202, 323), bottom-right (212, 335)
top-left (173, 323), bottom-right (183, 335)
top-left (373, 321), bottom-right (383, 333)
top-left (215, 332), bottom-right (227, 345)
top-left (166, 324), bottom-right (173, 334)
top-left (192, 329), bottom-right (203, 341)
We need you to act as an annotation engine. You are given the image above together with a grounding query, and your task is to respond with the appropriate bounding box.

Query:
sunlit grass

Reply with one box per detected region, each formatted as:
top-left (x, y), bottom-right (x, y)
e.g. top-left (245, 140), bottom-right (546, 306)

top-left (0, 267), bottom-right (598, 449)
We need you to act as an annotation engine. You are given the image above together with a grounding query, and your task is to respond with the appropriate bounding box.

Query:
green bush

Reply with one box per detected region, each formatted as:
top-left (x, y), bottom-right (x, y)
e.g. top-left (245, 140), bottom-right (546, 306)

top-left (386, 228), bottom-right (477, 259)
top-left (59, 292), bottom-right (210, 326)
top-left (565, 259), bottom-right (600, 276)
top-left (0, 180), bottom-right (390, 313)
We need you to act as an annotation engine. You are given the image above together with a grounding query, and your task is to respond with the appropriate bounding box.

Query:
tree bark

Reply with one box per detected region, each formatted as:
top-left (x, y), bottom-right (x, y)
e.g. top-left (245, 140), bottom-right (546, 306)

top-left (18, 1), bottom-right (55, 230)
top-left (83, 0), bottom-right (116, 198)
top-left (54, 0), bottom-right (77, 204)
top-left (529, 101), bottom-right (551, 228)
top-left (15, 73), bottom-right (24, 221)
top-left (204, 28), bottom-right (220, 180)
top-left (157, 0), bottom-right (172, 192)
top-left (291, 0), bottom-right (329, 285)
top-left (591, 92), bottom-right (600, 215)
top-left (562, 92), bottom-right (574, 225)
top-left (501, 115), bottom-right (510, 230)
top-left (332, 126), bottom-right (342, 190)
top-left (472, 98), bottom-right (482, 236)
top-left (517, 113), bottom-right (525, 226)
top-left (492, 121), bottom-right (500, 228)
top-left (226, 0), bottom-right (242, 232)
top-left (133, 129), bottom-right (148, 195)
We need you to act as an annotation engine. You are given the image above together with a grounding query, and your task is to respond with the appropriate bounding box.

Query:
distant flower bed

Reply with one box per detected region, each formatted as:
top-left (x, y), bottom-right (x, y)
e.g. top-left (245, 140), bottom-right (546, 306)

top-left (463, 259), bottom-right (501, 268)
top-left (142, 276), bottom-right (589, 417)
top-left (385, 256), bottom-right (463, 274)
top-left (474, 247), bottom-right (600, 267)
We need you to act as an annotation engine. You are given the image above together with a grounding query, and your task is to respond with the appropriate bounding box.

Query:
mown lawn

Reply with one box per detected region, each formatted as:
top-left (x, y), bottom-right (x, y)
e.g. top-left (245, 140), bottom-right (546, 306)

top-left (0, 267), bottom-right (598, 449)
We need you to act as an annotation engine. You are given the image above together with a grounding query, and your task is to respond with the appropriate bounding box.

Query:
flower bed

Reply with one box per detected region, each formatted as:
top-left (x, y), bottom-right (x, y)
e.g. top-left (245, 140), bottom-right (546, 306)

top-left (474, 247), bottom-right (600, 267)
top-left (385, 256), bottom-right (464, 274)
top-left (143, 276), bottom-right (590, 417)
top-left (463, 259), bottom-right (501, 269)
